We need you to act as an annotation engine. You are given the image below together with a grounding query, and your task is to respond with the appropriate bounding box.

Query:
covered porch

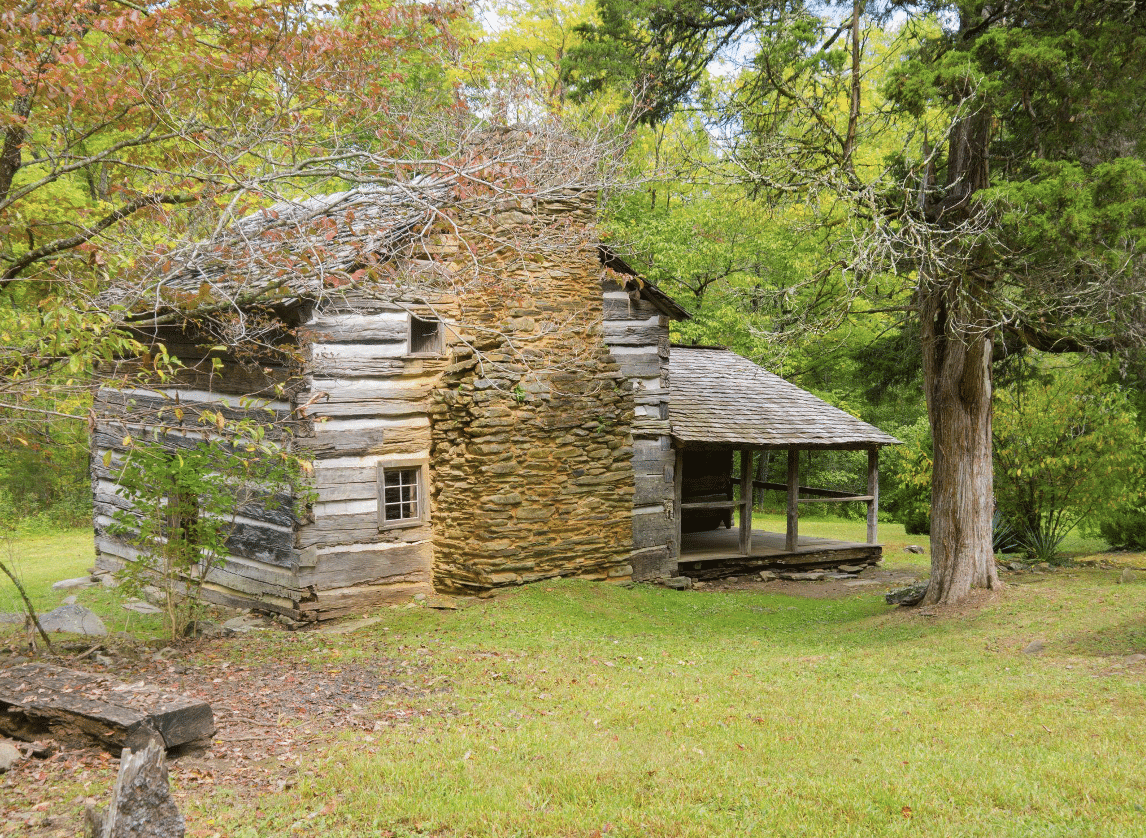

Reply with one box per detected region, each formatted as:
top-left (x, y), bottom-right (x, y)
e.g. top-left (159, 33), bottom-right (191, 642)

top-left (667, 346), bottom-right (900, 577)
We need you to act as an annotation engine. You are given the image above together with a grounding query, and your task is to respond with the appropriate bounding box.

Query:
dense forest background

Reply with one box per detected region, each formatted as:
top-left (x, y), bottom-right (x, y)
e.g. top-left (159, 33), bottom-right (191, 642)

top-left (1, 0), bottom-right (1143, 561)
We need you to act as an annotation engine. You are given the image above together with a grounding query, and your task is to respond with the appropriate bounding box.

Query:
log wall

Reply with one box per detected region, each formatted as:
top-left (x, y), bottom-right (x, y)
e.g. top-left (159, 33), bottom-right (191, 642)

top-left (601, 279), bottom-right (678, 580)
top-left (90, 359), bottom-right (310, 618)
top-left (290, 301), bottom-right (448, 619)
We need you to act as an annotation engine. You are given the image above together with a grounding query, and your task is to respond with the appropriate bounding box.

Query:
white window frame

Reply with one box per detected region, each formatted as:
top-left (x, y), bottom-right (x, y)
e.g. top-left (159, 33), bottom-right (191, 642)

top-left (377, 459), bottom-right (428, 529)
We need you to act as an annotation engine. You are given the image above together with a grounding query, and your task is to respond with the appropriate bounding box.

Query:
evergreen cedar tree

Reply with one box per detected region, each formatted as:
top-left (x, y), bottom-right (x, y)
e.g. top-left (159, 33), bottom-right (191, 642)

top-left (565, 0), bottom-right (1146, 604)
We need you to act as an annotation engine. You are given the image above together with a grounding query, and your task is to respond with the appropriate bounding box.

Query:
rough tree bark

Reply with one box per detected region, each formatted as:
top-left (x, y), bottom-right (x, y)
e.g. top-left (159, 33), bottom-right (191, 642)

top-left (918, 66), bottom-right (1001, 605)
top-left (919, 280), bottom-right (1000, 605)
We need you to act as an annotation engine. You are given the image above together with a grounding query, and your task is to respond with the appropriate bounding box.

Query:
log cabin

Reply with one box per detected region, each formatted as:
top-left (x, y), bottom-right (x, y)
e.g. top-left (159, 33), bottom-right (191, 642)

top-left (90, 156), bottom-right (899, 620)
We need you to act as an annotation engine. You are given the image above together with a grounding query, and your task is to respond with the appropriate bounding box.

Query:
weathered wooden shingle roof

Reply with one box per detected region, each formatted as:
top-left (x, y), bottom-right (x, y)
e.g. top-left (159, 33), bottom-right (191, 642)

top-left (668, 346), bottom-right (900, 448)
top-left (161, 179), bottom-right (454, 303)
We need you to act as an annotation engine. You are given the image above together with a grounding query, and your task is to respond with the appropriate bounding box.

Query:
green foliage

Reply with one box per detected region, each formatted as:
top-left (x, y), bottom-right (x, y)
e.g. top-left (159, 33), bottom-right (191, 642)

top-left (107, 414), bottom-right (306, 639)
top-left (1092, 439), bottom-right (1146, 550)
top-left (0, 430), bottom-right (91, 532)
top-left (881, 414), bottom-right (933, 535)
top-left (993, 356), bottom-right (1143, 563)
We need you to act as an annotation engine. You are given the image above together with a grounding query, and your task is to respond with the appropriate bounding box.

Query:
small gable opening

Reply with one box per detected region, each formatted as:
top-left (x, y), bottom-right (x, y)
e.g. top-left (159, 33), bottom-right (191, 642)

top-left (409, 316), bottom-right (442, 355)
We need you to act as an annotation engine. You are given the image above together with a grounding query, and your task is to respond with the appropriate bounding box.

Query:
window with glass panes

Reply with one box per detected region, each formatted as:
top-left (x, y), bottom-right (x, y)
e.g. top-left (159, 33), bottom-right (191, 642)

top-left (380, 467), bottom-right (421, 525)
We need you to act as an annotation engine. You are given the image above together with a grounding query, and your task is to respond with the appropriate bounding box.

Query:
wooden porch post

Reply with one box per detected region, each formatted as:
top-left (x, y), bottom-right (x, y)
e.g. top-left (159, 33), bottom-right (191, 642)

top-left (866, 447), bottom-right (880, 544)
top-left (739, 449), bottom-right (752, 555)
top-left (673, 447), bottom-right (684, 559)
top-left (785, 448), bottom-right (799, 552)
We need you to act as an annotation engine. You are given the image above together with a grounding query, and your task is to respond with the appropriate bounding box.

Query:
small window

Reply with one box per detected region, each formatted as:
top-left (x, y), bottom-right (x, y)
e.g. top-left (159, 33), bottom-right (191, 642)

top-left (378, 465), bottom-right (424, 527)
top-left (409, 316), bottom-right (442, 355)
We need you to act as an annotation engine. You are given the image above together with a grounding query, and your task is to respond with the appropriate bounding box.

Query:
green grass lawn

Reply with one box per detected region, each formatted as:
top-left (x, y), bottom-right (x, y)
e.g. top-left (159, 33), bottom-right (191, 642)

top-left (4, 527), bottom-right (1145, 837)
top-left (245, 573), bottom-right (1146, 838)
top-left (0, 527), bottom-right (169, 636)
top-left (0, 528), bottom-right (94, 614)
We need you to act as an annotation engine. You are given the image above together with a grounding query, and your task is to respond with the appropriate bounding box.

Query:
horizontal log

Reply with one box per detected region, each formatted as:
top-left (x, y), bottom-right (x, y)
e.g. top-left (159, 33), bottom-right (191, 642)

top-left (299, 420), bottom-right (431, 458)
top-left (96, 391), bottom-right (292, 430)
top-left (632, 510), bottom-right (673, 550)
top-left (796, 495), bottom-right (874, 504)
top-left (631, 419), bottom-right (672, 436)
top-left (196, 583), bottom-right (302, 618)
top-left (678, 547), bottom-right (881, 580)
top-left (296, 514), bottom-right (431, 549)
top-left (297, 581), bottom-right (433, 617)
top-left (302, 313), bottom-right (408, 344)
top-left (95, 509), bottom-right (295, 568)
top-left (202, 562), bottom-right (304, 600)
top-left (91, 475), bottom-right (297, 529)
top-left (298, 381), bottom-right (434, 420)
top-left (602, 322), bottom-right (666, 347)
top-left (300, 542), bottom-right (431, 589)
top-left (312, 479), bottom-right (377, 503)
top-left (91, 428), bottom-right (233, 456)
top-left (114, 357), bottom-right (297, 398)
top-left (754, 480), bottom-right (871, 500)
top-left (680, 501), bottom-right (736, 510)
top-left (608, 353), bottom-right (663, 379)
top-left (95, 535), bottom-right (299, 591)
top-left (305, 357), bottom-right (408, 378)
top-left (634, 474), bottom-right (673, 506)
top-left (298, 427), bottom-right (387, 458)
top-left (602, 296), bottom-right (664, 322)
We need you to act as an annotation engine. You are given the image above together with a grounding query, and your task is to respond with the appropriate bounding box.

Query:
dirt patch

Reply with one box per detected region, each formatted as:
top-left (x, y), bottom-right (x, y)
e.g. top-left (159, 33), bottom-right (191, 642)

top-left (693, 565), bottom-right (925, 600)
top-left (0, 631), bottom-right (443, 837)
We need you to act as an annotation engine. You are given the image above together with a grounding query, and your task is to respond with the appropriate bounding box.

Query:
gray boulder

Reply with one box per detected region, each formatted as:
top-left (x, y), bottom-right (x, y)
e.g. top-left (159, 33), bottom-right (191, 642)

top-left (38, 604), bottom-right (107, 636)
top-left (0, 741), bottom-right (21, 773)
top-left (885, 582), bottom-right (928, 606)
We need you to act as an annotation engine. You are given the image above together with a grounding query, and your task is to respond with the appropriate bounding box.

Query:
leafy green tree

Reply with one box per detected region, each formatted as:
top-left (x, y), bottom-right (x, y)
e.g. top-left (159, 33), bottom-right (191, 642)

top-left (993, 357), bottom-right (1143, 562)
top-left (566, 0), bottom-right (1146, 604)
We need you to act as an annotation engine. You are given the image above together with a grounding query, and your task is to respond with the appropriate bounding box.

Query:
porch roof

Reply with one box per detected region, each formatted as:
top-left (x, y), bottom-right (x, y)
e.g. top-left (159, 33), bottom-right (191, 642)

top-left (667, 346), bottom-right (901, 449)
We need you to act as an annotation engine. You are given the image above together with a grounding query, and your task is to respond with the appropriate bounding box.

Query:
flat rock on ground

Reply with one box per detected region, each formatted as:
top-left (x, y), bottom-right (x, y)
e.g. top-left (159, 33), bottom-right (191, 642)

top-left (51, 577), bottom-right (97, 592)
top-left (0, 663), bottom-right (214, 752)
top-left (37, 604), bottom-right (107, 637)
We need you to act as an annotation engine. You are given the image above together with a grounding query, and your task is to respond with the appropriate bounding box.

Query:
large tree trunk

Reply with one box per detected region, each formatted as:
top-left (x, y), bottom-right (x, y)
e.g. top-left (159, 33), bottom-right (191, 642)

top-left (915, 34), bottom-right (1001, 606)
top-left (919, 279), bottom-right (1000, 605)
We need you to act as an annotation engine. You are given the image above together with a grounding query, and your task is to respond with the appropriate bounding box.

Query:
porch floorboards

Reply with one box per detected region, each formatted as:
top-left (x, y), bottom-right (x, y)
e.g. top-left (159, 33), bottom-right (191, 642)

top-left (677, 527), bottom-right (881, 579)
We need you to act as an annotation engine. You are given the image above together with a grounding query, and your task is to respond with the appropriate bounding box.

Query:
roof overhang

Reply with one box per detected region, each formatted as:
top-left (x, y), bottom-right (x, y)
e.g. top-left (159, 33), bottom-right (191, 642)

top-left (668, 346), bottom-right (901, 449)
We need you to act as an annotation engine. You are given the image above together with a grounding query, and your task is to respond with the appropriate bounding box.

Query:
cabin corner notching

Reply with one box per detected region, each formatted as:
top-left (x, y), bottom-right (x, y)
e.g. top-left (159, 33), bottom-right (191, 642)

top-left (91, 181), bottom-right (898, 621)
